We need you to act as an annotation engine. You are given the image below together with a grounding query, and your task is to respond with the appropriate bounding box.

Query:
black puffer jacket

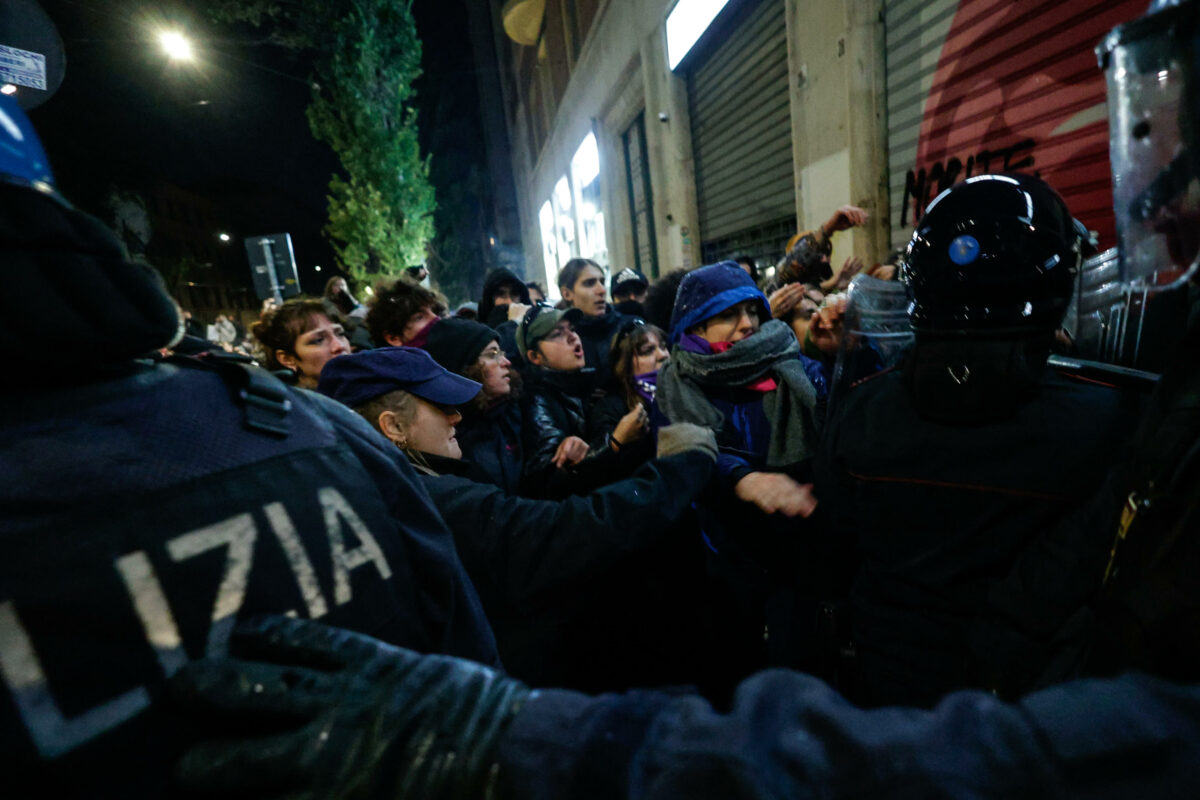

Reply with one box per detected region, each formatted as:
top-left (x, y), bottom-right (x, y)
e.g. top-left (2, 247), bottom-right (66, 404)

top-left (417, 447), bottom-right (726, 691)
top-left (521, 367), bottom-right (637, 497)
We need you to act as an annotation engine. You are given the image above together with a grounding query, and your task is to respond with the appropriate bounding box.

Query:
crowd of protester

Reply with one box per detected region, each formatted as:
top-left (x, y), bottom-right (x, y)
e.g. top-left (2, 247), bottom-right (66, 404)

top-left (163, 195), bottom-right (1140, 707)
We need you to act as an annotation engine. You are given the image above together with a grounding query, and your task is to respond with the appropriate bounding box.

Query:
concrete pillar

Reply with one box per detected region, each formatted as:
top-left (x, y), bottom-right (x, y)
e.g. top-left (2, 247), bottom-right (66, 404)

top-left (786, 0), bottom-right (889, 268)
top-left (640, 31), bottom-right (701, 273)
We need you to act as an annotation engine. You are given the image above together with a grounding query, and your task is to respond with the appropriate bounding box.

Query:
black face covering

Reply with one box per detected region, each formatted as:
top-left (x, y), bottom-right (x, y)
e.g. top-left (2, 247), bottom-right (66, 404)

top-left (1, 186), bottom-right (181, 375)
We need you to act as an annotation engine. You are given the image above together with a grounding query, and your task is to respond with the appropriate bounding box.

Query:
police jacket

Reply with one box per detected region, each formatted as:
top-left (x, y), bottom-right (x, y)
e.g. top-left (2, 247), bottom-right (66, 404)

top-left (0, 362), bottom-right (498, 798)
top-left (416, 447), bottom-right (718, 690)
top-left (455, 398), bottom-right (524, 495)
top-left (521, 367), bottom-right (637, 497)
top-left (820, 365), bottom-right (1136, 708)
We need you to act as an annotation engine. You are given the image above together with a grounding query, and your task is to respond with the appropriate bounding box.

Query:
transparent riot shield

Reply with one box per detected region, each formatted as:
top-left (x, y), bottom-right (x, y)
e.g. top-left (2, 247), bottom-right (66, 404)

top-left (1064, 246), bottom-right (1189, 372)
top-left (829, 275), bottom-right (914, 411)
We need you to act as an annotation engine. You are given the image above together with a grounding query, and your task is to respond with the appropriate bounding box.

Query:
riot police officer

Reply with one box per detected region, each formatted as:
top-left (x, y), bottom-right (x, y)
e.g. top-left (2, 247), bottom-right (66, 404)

top-left (0, 96), bottom-right (497, 797)
top-left (819, 172), bottom-right (1139, 708)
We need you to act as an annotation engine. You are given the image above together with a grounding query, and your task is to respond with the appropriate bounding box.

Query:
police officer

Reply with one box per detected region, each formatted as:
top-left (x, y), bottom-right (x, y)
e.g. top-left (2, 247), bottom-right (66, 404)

top-left (819, 173), bottom-right (1139, 708)
top-left (0, 96), bottom-right (497, 797)
top-left (169, 1), bottom-right (1200, 797)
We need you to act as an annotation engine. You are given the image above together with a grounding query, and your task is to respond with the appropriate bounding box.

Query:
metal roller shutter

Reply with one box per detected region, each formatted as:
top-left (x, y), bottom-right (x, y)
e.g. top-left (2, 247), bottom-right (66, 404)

top-left (885, 0), bottom-right (1147, 251)
top-left (688, 0), bottom-right (795, 265)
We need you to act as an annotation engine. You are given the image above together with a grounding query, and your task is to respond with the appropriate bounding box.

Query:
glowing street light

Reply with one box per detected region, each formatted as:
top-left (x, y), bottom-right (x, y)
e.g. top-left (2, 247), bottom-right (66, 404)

top-left (314, 265), bottom-right (322, 272)
top-left (159, 31), bottom-right (194, 61)
top-left (217, 232), bottom-right (231, 242)
top-left (0, 85), bottom-right (16, 96)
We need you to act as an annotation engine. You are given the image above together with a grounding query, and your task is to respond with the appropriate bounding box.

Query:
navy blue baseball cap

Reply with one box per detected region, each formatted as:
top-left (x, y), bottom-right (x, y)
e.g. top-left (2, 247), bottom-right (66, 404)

top-left (317, 347), bottom-right (482, 409)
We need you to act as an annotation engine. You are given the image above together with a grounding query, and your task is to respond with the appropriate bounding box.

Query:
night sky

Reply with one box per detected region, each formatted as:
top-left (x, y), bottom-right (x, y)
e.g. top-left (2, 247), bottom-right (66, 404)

top-left (25, 0), bottom-right (487, 299)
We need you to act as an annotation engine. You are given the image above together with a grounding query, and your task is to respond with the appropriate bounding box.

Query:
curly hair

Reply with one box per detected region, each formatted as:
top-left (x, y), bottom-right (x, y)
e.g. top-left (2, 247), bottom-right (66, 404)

top-left (459, 361), bottom-right (522, 415)
top-left (365, 279), bottom-right (447, 345)
top-left (643, 268), bottom-right (689, 332)
top-left (250, 299), bottom-right (328, 371)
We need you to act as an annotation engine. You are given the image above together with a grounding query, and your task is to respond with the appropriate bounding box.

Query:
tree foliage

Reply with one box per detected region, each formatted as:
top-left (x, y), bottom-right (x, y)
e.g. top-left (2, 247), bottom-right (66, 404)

top-left (210, 0), bottom-right (435, 285)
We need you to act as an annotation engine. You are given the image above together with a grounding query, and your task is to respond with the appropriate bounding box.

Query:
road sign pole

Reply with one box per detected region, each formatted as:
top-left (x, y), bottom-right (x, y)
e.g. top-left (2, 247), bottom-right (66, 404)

top-left (259, 239), bottom-right (282, 304)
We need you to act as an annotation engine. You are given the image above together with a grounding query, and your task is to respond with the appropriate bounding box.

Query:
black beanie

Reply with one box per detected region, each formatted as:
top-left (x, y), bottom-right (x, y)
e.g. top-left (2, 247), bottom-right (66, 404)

top-left (421, 317), bottom-right (499, 375)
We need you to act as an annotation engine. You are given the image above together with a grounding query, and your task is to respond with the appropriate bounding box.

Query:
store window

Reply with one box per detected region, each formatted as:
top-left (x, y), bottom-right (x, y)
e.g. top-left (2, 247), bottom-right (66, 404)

top-left (537, 131), bottom-right (608, 296)
top-left (570, 133), bottom-right (606, 267)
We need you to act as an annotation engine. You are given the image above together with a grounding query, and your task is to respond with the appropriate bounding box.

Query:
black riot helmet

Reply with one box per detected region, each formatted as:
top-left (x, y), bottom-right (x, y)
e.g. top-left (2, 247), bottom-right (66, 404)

top-left (903, 174), bottom-right (1082, 335)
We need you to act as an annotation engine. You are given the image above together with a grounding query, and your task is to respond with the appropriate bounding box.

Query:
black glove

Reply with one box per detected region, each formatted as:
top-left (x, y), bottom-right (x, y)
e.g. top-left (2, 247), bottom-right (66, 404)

top-left (171, 616), bottom-right (530, 799)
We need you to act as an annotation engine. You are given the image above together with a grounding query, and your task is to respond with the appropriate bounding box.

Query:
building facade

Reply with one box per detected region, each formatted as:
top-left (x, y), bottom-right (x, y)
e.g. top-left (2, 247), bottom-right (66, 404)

top-left (486, 0), bottom-right (1141, 297)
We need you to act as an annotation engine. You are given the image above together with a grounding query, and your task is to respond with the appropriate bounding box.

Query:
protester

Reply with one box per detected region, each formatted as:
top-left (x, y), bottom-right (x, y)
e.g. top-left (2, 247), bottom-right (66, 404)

top-left (322, 275), bottom-right (367, 320)
top-left (610, 267), bottom-right (649, 317)
top-left (251, 299), bottom-right (350, 388)
top-left (525, 280), bottom-right (547, 304)
top-left (769, 204), bottom-right (869, 294)
top-left (422, 317), bottom-right (526, 494)
top-left (477, 267), bottom-right (532, 365)
top-left (317, 346), bottom-right (724, 690)
top-left (586, 317), bottom-right (669, 460)
top-left (477, 267), bottom-right (531, 330)
top-left (364, 278), bottom-right (446, 348)
top-left (558, 257), bottom-right (627, 388)
top-left (321, 276), bottom-right (373, 350)
top-left (642, 267), bottom-right (690, 331)
top-left (517, 303), bottom-right (643, 497)
top-left (659, 261), bottom-right (833, 674)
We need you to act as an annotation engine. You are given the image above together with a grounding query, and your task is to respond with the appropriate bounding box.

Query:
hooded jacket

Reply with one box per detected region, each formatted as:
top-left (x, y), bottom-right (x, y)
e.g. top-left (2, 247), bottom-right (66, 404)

top-left (478, 268), bottom-right (531, 330)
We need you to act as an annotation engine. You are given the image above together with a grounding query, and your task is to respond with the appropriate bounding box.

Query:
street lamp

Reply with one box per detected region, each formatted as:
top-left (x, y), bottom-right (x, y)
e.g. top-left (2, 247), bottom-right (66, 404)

top-left (217, 232), bottom-right (231, 242)
top-left (314, 265), bottom-right (322, 272)
top-left (159, 31), bottom-right (194, 61)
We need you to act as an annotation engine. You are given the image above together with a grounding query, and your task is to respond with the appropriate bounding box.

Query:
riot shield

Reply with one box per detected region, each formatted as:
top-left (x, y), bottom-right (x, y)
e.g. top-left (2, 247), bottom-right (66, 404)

top-left (829, 275), bottom-right (914, 411)
top-left (1065, 246), bottom-right (1188, 372)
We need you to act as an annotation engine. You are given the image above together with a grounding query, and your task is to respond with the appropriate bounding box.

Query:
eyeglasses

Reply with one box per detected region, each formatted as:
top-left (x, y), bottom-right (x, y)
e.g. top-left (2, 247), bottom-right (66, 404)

top-left (478, 345), bottom-right (507, 363)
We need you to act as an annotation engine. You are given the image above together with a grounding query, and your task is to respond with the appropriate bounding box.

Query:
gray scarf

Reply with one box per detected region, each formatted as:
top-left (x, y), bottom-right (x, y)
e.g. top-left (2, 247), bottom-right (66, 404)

top-left (657, 319), bottom-right (817, 467)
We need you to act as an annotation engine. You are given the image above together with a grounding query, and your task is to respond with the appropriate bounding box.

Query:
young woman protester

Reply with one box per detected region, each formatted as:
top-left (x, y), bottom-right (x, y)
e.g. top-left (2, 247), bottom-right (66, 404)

top-left (659, 260), bottom-right (837, 678)
top-left (316, 346), bottom-right (725, 693)
top-left (586, 317), bottom-right (671, 464)
top-left (421, 317), bottom-right (526, 495)
top-left (251, 299), bottom-right (350, 389)
top-left (517, 303), bottom-right (647, 497)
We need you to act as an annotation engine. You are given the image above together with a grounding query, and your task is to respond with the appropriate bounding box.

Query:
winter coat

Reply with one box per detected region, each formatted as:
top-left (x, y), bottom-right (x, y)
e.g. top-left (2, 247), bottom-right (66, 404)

top-left (521, 367), bottom-right (638, 497)
top-left (455, 399), bottom-right (524, 495)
